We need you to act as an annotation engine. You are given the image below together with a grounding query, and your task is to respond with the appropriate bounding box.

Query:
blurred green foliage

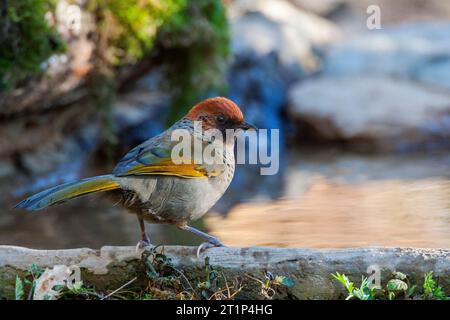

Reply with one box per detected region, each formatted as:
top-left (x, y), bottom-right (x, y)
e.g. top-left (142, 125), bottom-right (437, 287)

top-left (0, 0), bottom-right (65, 90)
top-left (0, 0), bottom-right (229, 116)
top-left (90, 0), bottom-right (230, 124)
top-left (88, 0), bottom-right (188, 66)
top-left (158, 0), bottom-right (230, 124)
top-left (87, 0), bottom-right (190, 157)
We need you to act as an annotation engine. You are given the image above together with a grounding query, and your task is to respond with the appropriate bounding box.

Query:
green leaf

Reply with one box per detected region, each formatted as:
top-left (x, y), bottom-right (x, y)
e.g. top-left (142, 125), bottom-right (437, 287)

top-left (331, 272), bottom-right (355, 298)
top-left (388, 291), bottom-right (396, 300)
top-left (353, 288), bottom-right (372, 300)
top-left (15, 276), bottom-right (24, 300)
top-left (387, 279), bottom-right (408, 292)
top-left (52, 284), bottom-right (65, 291)
top-left (407, 285), bottom-right (417, 297)
top-left (29, 264), bottom-right (44, 278)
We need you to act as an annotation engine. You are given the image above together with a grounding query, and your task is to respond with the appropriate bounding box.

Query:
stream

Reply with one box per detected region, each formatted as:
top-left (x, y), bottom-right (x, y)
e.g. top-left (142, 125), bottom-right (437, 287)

top-left (1, 148), bottom-right (449, 249)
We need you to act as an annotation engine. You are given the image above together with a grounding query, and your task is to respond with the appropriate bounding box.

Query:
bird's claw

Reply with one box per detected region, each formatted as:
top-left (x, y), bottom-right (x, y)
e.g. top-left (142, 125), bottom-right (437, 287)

top-left (135, 239), bottom-right (153, 253)
top-left (196, 241), bottom-right (225, 259)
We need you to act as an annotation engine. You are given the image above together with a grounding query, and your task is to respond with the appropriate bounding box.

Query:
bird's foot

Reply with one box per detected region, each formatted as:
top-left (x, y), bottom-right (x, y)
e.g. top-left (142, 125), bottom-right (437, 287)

top-left (196, 240), bottom-right (225, 259)
top-left (135, 239), bottom-right (153, 253)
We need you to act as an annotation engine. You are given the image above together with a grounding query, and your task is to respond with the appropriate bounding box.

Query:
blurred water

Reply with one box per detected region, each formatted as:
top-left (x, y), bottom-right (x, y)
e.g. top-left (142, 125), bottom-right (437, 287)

top-left (1, 148), bottom-right (449, 249)
top-left (208, 150), bottom-right (450, 248)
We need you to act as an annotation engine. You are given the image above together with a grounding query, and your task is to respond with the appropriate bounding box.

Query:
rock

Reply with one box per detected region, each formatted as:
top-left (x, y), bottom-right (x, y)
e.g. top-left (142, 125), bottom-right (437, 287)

top-left (224, 51), bottom-right (288, 212)
top-left (290, 0), bottom-right (346, 17)
top-left (326, 0), bottom-right (450, 27)
top-left (228, 0), bottom-right (342, 140)
top-left (229, 52), bottom-right (287, 130)
top-left (230, 0), bottom-right (341, 73)
top-left (1, 245), bottom-right (449, 299)
top-left (231, 0), bottom-right (341, 45)
top-left (323, 23), bottom-right (450, 90)
top-left (33, 265), bottom-right (75, 300)
top-left (113, 89), bottom-right (168, 148)
top-left (413, 56), bottom-right (450, 90)
top-left (0, 160), bottom-right (15, 179)
top-left (288, 75), bottom-right (450, 150)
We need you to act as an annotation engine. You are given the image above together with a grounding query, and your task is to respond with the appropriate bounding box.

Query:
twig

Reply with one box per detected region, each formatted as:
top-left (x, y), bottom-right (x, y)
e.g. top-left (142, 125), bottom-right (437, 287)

top-left (229, 285), bottom-right (244, 299)
top-left (222, 272), bottom-right (231, 299)
top-left (245, 273), bottom-right (275, 299)
top-left (245, 273), bottom-right (264, 285)
top-left (101, 277), bottom-right (137, 300)
top-left (168, 265), bottom-right (198, 297)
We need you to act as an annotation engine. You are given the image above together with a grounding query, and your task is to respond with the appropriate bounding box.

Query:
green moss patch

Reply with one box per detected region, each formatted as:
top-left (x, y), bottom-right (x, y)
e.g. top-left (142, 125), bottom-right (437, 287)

top-left (0, 0), bottom-right (65, 90)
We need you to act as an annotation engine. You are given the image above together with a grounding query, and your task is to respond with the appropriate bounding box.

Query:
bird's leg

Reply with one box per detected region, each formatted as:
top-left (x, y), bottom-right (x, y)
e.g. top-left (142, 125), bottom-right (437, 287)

top-left (177, 224), bottom-right (225, 258)
top-left (136, 217), bottom-right (152, 250)
top-left (178, 224), bottom-right (224, 245)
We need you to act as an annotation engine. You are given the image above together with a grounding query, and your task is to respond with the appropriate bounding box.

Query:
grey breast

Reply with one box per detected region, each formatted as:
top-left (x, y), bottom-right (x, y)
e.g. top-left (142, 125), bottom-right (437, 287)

top-left (119, 145), bottom-right (235, 224)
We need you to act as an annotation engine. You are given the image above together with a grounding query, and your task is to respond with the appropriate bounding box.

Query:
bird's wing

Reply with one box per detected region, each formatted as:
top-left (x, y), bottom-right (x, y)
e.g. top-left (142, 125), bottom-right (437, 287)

top-left (113, 133), bottom-right (223, 179)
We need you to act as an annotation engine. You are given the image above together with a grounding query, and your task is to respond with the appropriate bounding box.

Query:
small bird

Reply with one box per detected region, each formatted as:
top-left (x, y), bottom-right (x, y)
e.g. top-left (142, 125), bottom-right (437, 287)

top-left (15, 97), bottom-right (255, 254)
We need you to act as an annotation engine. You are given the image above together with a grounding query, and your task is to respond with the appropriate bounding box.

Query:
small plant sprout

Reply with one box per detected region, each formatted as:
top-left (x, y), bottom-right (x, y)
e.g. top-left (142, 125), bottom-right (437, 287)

top-left (332, 272), bottom-right (376, 300)
top-left (422, 272), bottom-right (448, 300)
top-left (332, 270), bottom-right (448, 300)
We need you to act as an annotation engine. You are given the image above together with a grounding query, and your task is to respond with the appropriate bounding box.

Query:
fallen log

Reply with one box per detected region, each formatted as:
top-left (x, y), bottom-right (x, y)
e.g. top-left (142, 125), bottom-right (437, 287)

top-left (0, 245), bottom-right (448, 299)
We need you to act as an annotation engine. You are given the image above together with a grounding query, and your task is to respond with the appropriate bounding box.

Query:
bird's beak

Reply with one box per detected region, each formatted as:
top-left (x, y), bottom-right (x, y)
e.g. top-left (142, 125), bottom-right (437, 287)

top-left (237, 121), bottom-right (257, 131)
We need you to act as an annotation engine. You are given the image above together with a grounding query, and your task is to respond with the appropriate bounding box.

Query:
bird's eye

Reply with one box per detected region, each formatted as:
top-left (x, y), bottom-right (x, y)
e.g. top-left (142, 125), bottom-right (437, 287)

top-left (216, 115), bottom-right (226, 123)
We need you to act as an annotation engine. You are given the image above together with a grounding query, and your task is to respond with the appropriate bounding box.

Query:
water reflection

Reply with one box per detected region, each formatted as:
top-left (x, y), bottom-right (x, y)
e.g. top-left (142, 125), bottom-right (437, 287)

top-left (1, 149), bottom-right (450, 249)
top-left (207, 178), bottom-right (450, 248)
top-left (206, 149), bottom-right (450, 248)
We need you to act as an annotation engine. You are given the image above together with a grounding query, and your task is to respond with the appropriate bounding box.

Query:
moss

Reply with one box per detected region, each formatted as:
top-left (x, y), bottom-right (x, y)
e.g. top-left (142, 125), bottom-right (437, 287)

top-left (87, 0), bottom-right (187, 66)
top-left (86, 0), bottom-right (229, 154)
top-left (0, 0), bottom-right (65, 90)
top-left (87, 1), bottom-right (188, 158)
top-left (0, 267), bottom-right (28, 300)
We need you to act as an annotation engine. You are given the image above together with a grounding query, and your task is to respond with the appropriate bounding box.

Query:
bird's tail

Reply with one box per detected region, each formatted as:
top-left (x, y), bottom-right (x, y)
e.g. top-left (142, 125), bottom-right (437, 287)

top-left (15, 174), bottom-right (120, 211)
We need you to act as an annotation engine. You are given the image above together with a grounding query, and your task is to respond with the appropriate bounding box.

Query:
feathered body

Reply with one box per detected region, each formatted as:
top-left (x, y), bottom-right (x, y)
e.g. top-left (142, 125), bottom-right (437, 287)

top-left (115, 118), bottom-right (236, 225)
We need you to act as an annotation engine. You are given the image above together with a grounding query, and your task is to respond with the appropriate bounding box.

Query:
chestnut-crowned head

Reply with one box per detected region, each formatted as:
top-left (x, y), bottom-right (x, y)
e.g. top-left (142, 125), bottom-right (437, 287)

top-left (186, 97), bottom-right (256, 133)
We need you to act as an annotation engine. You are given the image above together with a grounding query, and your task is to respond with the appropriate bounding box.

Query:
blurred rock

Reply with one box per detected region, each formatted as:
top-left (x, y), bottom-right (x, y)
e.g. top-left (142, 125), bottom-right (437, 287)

top-left (323, 23), bottom-right (450, 90)
top-left (217, 52), bottom-right (287, 210)
top-left (0, 161), bottom-right (15, 179)
top-left (290, 0), bottom-right (346, 17)
top-left (230, 0), bottom-right (341, 72)
top-left (414, 56), bottom-right (450, 90)
top-left (113, 88), bottom-right (168, 148)
top-left (288, 75), bottom-right (450, 151)
top-left (328, 0), bottom-right (450, 27)
top-left (228, 0), bottom-right (342, 131)
top-left (21, 138), bottom-right (85, 175)
top-left (229, 52), bottom-right (286, 132)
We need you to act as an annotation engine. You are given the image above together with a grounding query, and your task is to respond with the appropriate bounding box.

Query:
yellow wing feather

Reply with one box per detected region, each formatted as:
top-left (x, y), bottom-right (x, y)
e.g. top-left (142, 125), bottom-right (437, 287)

top-left (121, 158), bottom-right (222, 178)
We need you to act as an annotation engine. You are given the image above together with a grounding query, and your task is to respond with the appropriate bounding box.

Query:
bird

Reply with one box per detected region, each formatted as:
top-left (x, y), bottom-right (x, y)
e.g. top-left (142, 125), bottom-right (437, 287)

top-left (15, 97), bottom-right (256, 255)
